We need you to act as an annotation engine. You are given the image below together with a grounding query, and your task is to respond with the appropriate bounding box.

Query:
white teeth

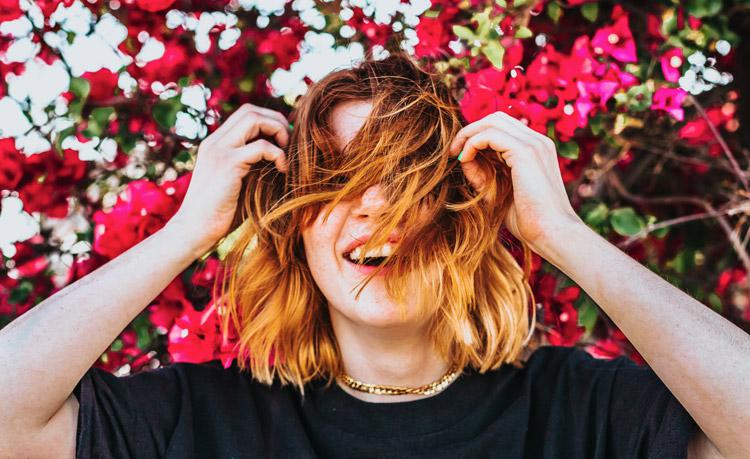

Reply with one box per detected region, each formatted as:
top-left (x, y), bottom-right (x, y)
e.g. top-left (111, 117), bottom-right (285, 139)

top-left (348, 242), bottom-right (394, 261)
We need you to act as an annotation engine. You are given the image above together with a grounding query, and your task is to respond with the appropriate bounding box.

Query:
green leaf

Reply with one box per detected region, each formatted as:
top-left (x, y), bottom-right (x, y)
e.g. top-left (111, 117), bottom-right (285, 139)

top-left (589, 114), bottom-right (604, 136)
top-left (684, 0), bottom-right (723, 18)
top-left (609, 207), bottom-right (646, 236)
top-left (474, 8), bottom-right (494, 38)
top-left (53, 125), bottom-right (76, 154)
top-left (514, 26), bottom-right (532, 39)
top-left (482, 40), bottom-right (505, 69)
top-left (131, 314), bottom-right (154, 350)
top-left (111, 339), bottom-right (123, 352)
top-left (581, 3), bottom-right (598, 22)
top-left (495, 0), bottom-right (507, 7)
top-left (707, 292), bottom-right (723, 313)
top-left (86, 106), bottom-right (115, 137)
top-left (547, 1), bottom-right (561, 24)
top-left (557, 141), bottom-right (579, 159)
top-left (70, 77), bottom-right (90, 100)
top-left (576, 296), bottom-right (599, 337)
top-left (582, 202), bottom-right (609, 227)
top-left (452, 25), bottom-right (476, 41)
top-left (174, 150), bottom-right (193, 163)
top-left (152, 98), bottom-right (182, 130)
top-left (423, 9), bottom-right (441, 18)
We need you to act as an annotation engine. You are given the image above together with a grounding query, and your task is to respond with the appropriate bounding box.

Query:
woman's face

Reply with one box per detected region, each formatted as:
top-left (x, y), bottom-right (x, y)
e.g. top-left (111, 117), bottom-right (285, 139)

top-left (301, 100), bottom-right (427, 329)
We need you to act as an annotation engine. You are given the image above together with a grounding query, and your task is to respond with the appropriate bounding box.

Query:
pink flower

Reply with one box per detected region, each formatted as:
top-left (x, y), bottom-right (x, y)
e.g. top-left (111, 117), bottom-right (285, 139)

top-left (575, 80), bottom-right (619, 118)
top-left (659, 48), bottom-right (684, 83)
top-left (168, 303), bottom-right (219, 363)
top-left (92, 175), bottom-right (190, 259)
top-left (651, 87), bottom-right (688, 121)
top-left (590, 14), bottom-right (637, 63)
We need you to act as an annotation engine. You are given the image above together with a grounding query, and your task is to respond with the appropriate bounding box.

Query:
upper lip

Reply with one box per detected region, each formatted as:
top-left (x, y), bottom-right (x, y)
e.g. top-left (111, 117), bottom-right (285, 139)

top-left (342, 232), bottom-right (402, 257)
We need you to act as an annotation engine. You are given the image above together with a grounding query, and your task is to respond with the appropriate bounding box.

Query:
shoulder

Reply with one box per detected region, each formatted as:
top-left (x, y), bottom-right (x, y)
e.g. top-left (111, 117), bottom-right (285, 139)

top-left (508, 344), bottom-right (651, 394)
top-left (521, 344), bottom-right (637, 372)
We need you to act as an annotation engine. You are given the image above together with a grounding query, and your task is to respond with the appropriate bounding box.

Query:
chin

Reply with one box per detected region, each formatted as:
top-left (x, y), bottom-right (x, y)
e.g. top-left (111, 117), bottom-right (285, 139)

top-left (332, 292), bottom-right (421, 329)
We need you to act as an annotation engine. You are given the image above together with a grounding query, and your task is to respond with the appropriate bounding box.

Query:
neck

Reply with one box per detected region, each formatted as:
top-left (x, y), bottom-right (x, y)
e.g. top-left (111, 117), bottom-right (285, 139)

top-left (330, 314), bottom-right (452, 403)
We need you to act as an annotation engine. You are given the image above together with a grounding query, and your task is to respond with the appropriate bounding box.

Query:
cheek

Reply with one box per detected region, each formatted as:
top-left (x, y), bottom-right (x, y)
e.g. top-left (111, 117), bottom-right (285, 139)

top-left (302, 205), bottom-right (347, 270)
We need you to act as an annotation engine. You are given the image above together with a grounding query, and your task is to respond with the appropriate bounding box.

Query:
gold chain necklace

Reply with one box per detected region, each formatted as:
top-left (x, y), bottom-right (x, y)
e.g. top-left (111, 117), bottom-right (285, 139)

top-left (338, 366), bottom-right (462, 396)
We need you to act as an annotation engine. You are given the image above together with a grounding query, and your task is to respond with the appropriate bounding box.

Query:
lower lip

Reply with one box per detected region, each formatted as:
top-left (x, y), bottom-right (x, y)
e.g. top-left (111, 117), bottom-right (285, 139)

top-left (344, 259), bottom-right (390, 275)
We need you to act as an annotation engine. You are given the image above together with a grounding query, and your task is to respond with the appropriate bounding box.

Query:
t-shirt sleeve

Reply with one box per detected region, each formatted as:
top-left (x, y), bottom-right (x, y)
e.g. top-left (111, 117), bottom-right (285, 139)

top-left (566, 348), bottom-right (699, 459)
top-left (72, 362), bottom-right (188, 459)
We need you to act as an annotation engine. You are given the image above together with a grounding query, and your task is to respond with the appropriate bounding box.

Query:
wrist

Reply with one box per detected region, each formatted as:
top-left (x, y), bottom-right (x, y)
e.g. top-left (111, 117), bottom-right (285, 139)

top-left (531, 214), bottom-right (594, 267)
top-left (160, 219), bottom-right (217, 261)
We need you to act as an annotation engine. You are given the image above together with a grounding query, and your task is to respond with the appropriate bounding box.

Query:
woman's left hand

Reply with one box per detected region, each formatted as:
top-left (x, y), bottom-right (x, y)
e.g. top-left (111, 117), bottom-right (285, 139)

top-left (448, 111), bottom-right (583, 250)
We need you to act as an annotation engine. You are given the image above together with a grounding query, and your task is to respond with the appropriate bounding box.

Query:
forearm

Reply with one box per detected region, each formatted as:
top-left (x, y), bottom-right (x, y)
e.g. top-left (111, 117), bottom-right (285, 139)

top-left (0, 222), bottom-right (205, 432)
top-left (536, 222), bottom-right (750, 458)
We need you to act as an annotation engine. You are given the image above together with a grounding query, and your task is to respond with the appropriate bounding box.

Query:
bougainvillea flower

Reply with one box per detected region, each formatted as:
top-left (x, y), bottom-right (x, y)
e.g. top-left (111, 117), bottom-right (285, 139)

top-left (575, 80), bottom-right (619, 118)
top-left (590, 14), bottom-right (637, 63)
top-left (660, 48), bottom-right (684, 83)
top-left (168, 303), bottom-right (219, 363)
top-left (651, 87), bottom-right (688, 121)
top-left (135, 0), bottom-right (176, 12)
top-left (0, 0), bottom-right (22, 21)
top-left (148, 277), bottom-right (193, 334)
top-left (82, 69), bottom-right (119, 101)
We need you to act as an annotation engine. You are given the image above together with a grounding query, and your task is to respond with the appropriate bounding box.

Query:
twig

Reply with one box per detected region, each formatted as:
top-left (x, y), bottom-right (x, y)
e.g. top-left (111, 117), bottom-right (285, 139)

top-left (688, 94), bottom-right (749, 191)
top-left (608, 173), bottom-right (750, 279)
top-left (618, 203), bottom-right (750, 247)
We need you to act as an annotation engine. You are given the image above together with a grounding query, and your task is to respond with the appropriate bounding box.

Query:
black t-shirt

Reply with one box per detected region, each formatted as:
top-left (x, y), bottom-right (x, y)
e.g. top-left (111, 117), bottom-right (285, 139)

top-left (72, 345), bottom-right (698, 458)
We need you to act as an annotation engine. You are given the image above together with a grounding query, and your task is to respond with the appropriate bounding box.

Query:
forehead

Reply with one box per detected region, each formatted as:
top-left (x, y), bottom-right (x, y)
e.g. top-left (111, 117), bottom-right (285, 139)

top-left (330, 100), bottom-right (373, 153)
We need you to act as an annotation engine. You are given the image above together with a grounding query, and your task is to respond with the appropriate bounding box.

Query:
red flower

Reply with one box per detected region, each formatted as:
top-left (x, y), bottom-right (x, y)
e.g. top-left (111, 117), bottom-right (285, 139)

top-left (0, 0), bottom-right (22, 21)
top-left (535, 274), bottom-right (585, 346)
top-left (414, 17), bottom-right (451, 59)
top-left (0, 138), bottom-right (24, 191)
top-left (168, 302), bottom-right (219, 363)
top-left (135, 0), bottom-right (176, 12)
top-left (148, 277), bottom-right (193, 334)
top-left (82, 69), bottom-right (119, 101)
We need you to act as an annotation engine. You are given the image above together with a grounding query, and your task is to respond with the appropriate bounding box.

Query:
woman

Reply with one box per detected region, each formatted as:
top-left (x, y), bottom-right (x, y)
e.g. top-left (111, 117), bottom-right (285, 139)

top-left (0, 52), bottom-right (746, 458)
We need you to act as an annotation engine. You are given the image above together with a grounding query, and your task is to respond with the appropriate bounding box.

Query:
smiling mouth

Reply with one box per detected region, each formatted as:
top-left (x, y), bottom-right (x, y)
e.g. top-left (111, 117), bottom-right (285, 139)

top-left (342, 253), bottom-right (388, 267)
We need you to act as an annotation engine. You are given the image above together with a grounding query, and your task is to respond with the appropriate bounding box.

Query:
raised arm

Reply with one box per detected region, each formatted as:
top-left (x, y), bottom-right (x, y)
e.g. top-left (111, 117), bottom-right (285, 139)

top-left (449, 110), bottom-right (749, 459)
top-left (0, 221), bottom-right (206, 455)
top-left (535, 218), bottom-right (749, 459)
top-left (0, 103), bottom-right (291, 456)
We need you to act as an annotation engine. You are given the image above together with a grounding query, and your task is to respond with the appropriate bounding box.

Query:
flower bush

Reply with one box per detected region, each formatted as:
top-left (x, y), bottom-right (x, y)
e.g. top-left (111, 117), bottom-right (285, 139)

top-left (1, 0), bottom-right (748, 374)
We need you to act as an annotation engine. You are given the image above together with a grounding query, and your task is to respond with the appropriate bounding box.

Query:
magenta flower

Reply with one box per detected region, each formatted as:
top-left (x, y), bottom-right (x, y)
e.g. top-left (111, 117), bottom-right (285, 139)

top-left (660, 48), bottom-right (684, 83)
top-left (591, 14), bottom-right (638, 63)
top-left (575, 80), bottom-right (620, 118)
top-left (651, 87), bottom-right (688, 121)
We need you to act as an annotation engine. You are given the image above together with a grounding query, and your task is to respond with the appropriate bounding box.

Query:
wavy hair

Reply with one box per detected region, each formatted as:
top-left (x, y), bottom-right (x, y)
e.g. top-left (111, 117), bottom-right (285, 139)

top-left (213, 50), bottom-right (539, 393)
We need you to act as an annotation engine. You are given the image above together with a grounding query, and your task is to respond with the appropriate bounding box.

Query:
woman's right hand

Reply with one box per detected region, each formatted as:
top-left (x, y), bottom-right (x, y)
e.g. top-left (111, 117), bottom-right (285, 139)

top-left (168, 103), bottom-right (291, 255)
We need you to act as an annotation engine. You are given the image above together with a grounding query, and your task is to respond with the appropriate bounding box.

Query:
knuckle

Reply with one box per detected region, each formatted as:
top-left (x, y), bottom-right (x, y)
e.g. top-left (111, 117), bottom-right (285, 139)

top-left (489, 112), bottom-right (504, 123)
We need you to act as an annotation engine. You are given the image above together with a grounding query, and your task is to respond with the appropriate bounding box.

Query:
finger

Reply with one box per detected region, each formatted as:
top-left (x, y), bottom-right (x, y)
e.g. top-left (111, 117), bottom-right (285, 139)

top-left (450, 111), bottom-right (551, 156)
top-left (235, 139), bottom-right (289, 173)
top-left (246, 104), bottom-right (291, 129)
top-left (223, 111), bottom-right (290, 149)
top-left (212, 104), bottom-right (291, 142)
top-left (458, 128), bottom-right (528, 164)
top-left (210, 104), bottom-right (255, 138)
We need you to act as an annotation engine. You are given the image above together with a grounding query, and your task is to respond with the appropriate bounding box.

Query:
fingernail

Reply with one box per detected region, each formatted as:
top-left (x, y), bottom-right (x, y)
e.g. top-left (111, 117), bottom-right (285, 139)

top-left (288, 122), bottom-right (294, 130)
top-left (457, 150), bottom-right (464, 162)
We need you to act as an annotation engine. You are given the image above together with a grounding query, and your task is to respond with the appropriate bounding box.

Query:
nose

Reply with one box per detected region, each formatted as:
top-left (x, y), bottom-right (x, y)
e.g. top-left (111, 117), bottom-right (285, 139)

top-left (351, 184), bottom-right (389, 219)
